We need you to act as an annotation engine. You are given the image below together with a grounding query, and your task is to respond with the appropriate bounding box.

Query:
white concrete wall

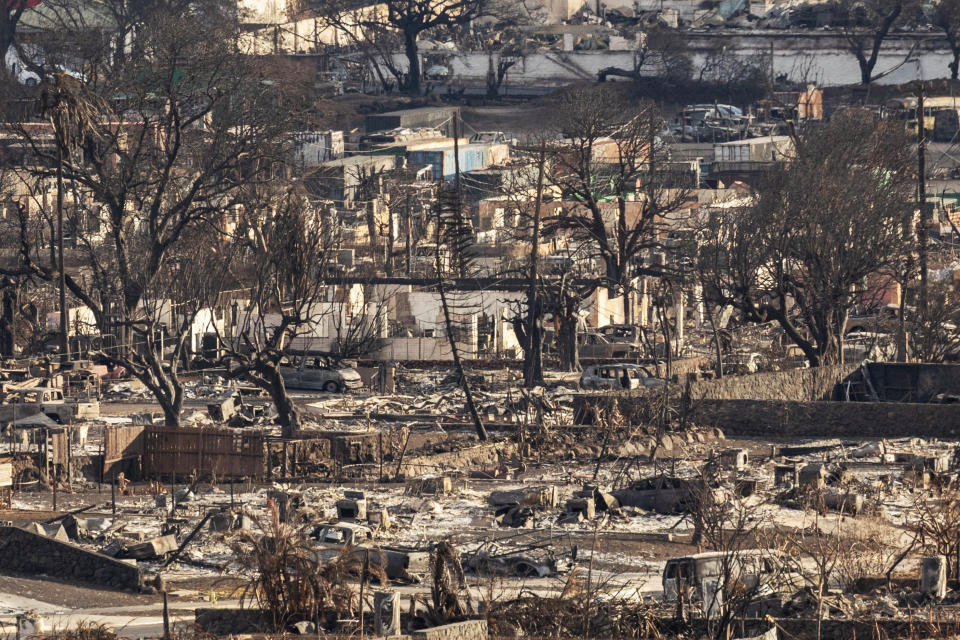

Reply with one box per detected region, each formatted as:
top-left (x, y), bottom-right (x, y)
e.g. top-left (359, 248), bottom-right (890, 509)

top-left (381, 46), bottom-right (956, 87)
top-left (370, 337), bottom-right (475, 360)
top-left (46, 307), bottom-right (98, 337)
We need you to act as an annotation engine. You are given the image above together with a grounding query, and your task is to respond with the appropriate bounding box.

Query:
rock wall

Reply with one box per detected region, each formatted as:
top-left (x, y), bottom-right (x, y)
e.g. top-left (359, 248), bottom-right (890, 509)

top-left (405, 442), bottom-right (518, 474)
top-left (195, 608), bottom-right (273, 634)
top-left (0, 526), bottom-right (141, 590)
top-left (411, 620), bottom-right (488, 640)
top-left (686, 364), bottom-right (857, 402)
top-left (690, 398), bottom-right (960, 438)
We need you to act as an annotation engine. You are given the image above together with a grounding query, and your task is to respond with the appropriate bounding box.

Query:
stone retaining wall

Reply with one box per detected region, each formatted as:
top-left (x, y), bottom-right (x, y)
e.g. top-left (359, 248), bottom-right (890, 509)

top-left (690, 398), bottom-right (960, 438)
top-left (412, 620), bottom-right (487, 640)
top-left (0, 526), bottom-right (141, 590)
top-left (686, 364), bottom-right (857, 402)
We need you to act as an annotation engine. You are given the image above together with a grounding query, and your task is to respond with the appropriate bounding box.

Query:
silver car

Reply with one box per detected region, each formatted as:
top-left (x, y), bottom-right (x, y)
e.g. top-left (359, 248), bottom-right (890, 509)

top-left (579, 364), bottom-right (668, 390)
top-left (280, 359), bottom-right (363, 392)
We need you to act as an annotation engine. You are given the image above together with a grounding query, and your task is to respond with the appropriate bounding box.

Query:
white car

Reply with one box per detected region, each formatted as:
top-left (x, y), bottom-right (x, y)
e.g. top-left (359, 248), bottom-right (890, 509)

top-left (4, 47), bottom-right (40, 86)
top-left (424, 64), bottom-right (450, 80)
top-left (579, 364), bottom-right (668, 391)
top-left (280, 359), bottom-right (363, 392)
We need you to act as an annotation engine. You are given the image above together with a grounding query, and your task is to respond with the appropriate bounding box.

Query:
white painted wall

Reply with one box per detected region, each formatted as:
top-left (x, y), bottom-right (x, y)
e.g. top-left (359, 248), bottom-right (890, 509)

top-left (380, 46), bottom-right (955, 87)
top-left (46, 307), bottom-right (98, 337)
top-left (239, 0), bottom-right (290, 24)
top-left (370, 337), bottom-right (473, 360)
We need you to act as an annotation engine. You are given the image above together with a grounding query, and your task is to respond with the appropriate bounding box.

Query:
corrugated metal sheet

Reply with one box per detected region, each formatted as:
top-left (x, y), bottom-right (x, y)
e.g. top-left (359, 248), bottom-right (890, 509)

top-left (408, 143), bottom-right (496, 180)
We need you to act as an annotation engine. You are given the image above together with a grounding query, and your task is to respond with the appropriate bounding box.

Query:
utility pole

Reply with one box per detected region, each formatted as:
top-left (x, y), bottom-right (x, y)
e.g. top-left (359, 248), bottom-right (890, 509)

top-left (916, 83), bottom-right (928, 317)
top-left (436, 112), bottom-right (487, 442)
top-left (405, 192), bottom-right (412, 276)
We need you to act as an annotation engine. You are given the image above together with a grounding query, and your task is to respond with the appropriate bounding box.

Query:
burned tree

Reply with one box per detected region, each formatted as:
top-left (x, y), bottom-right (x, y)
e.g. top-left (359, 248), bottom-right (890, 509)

top-left (329, 294), bottom-right (389, 359)
top-left (499, 140), bottom-right (549, 385)
top-left (937, 0), bottom-right (960, 80)
top-left (597, 25), bottom-right (692, 83)
top-left (3, 0), bottom-right (306, 425)
top-left (474, 6), bottom-right (534, 99)
top-left (434, 186), bottom-right (488, 441)
top-left (696, 110), bottom-right (913, 366)
top-left (545, 87), bottom-right (688, 324)
top-left (0, 0), bottom-right (33, 62)
top-left (913, 280), bottom-right (960, 362)
top-left (839, 0), bottom-right (914, 84)
top-left (218, 186), bottom-right (336, 438)
top-left (317, 0), bottom-right (491, 94)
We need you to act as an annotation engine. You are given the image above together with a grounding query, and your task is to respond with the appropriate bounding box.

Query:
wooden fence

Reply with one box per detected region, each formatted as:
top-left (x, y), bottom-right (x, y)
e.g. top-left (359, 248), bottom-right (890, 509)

top-left (141, 426), bottom-right (265, 479)
top-left (104, 425), bottom-right (145, 465)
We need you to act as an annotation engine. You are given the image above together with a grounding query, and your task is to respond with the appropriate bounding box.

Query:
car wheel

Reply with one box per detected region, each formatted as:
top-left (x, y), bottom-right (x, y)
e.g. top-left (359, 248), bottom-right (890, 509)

top-left (323, 381), bottom-right (341, 393)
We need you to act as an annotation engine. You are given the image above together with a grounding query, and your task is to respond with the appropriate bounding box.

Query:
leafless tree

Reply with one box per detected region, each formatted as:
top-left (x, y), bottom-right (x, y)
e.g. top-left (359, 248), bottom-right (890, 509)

top-left (497, 139), bottom-right (549, 385)
top-left (913, 481), bottom-right (960, 583)
top-left (0, 0), bottom-right (31, 62)
top-left (912, 279), bottom-right (960, 362)
top-left (1, 0), bottom-right (309, 425)
top-left (839, 0), bottom-right (915, 84)
top-left (936, 0), bottom-right (960, 79)
top-left (695, 110), bottom-right (913, 366)
top-left (473, 7), bottom-right (536, 99)
top-left (316, 0), bottom-right (492, 94)
top-left (773, 512), bottom-right (846, 640)
top-left (218, 186), bottom-right (336, 438)
top-left (528, 243), bottom-right (596, 372)
top-left (434, 186), bottom-right (488, 441)
top-left (597, 24), bottom-right (692, 83)
top-left (545, 87), bottom-right (688, 324)
top-left (329, 294), bottom-right (389, 358)
top-left (683, 463), bottom-right (771, 640)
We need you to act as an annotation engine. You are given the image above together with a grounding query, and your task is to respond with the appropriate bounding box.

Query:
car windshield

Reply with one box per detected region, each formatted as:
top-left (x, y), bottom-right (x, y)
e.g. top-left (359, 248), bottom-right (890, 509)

top-left (697, 558), bottom-right (722, 578)
top-left (320, 528), bottom-right (345, 543)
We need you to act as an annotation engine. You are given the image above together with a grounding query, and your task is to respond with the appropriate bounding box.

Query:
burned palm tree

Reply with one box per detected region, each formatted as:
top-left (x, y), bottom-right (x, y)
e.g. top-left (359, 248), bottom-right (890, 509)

top-left (42, 73), bottom-right (104, 365)
top-left (428, 541), bottom-right (474, 623)
top-left (230, 501), bottom-right (386, 631)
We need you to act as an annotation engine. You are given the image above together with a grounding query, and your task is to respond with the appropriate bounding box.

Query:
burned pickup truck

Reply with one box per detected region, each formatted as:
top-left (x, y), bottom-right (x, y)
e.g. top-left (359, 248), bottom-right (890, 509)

top-left (612, 476), bottom-right (726, 515)
top-left (0, 387), bottom-right (99, 425)
top-left (462, 545), bottom-right (572, 579)
top-left (308, 523), bottom-right (429, 583)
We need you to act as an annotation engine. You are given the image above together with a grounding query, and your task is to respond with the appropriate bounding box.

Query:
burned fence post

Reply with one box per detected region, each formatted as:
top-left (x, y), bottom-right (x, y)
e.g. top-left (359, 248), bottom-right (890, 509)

top-left (162, 590), bottom-right (171, 640)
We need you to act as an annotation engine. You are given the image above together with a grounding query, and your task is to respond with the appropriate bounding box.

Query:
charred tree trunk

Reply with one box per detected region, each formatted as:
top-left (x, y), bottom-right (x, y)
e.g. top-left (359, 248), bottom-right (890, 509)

top-left (262, 364), bottom-right (300, 439)
top-left (524, 142), bottom-right (546, 387)
top-left (557, 300), bottom-right (581, 372)
top-left (709, 307), bottom-right (723, 379)
top-left (436, 120), bottom-right (486, 442)
top-left (403, 27), bottom-right (421, 94)
top-left (156, 387), bottom-right (183, 427)
top-left (0, 284), bottom-right (15, 357)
